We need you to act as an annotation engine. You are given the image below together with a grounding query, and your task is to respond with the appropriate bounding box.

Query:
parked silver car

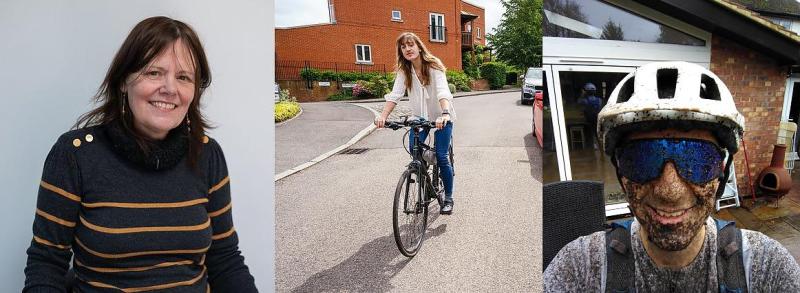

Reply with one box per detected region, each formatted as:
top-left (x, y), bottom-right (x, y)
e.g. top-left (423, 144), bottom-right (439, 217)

top-left (521, 67), bottom-right (543, 105)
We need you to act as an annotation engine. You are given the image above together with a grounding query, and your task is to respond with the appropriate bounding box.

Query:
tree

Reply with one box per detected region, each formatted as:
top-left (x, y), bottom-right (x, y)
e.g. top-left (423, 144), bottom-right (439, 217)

top-left (543, 0), bottom-right (587, 38)
top-left (487, 0), bottom-right (543, 69)
top-left (600, 20), bottom-right (624, 41)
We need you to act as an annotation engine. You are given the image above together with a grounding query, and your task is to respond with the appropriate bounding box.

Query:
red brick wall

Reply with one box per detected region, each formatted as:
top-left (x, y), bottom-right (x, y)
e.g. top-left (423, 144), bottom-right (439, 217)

top-left (710, 35), bottom-right (789, 196)
top-left (276, 0), bottom-right (485, 78)
top-left (461, 1), bottom-right (486, 46)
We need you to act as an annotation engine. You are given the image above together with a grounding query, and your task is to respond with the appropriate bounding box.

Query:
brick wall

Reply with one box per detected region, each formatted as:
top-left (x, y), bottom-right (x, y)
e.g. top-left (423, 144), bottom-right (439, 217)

top-left (710, 35), bottom-right (789, 196)
top-left (276, 0), bottom-right (485, 80)
top-left (462, 1), bottom-right (486, 46)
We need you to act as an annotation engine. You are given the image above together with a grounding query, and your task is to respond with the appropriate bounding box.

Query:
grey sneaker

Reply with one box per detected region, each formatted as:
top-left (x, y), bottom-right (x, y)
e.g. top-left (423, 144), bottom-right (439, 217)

top-left (441, 200), bottom-right (453, 215)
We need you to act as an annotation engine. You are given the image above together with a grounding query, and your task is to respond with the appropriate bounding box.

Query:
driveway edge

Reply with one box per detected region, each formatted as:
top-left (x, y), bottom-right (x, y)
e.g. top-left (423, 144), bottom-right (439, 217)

top-left (274, 104), bottom-right (379, 181)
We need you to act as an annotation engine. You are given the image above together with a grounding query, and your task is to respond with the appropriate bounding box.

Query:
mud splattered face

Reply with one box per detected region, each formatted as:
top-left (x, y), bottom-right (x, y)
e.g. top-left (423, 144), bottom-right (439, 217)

top-left (619, 129), bottom-right (722, 251)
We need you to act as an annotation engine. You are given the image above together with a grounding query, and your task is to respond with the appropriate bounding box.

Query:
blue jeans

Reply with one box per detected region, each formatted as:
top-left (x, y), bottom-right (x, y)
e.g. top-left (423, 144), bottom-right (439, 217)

top-left (409, 122), bottom-right (454, 202)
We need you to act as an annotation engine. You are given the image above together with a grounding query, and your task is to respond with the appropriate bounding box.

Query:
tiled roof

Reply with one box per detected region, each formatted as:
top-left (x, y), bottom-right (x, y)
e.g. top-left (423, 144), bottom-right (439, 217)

top-left (714, 0), bottom-right (800, 42)
top-left (728, 0), bottom-right (800, 16)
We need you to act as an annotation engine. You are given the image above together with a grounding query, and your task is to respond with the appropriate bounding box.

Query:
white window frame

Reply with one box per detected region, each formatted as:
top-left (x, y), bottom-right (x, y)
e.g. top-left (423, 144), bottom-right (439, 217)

top-left (355, 44), bottom-right (372, 64)
top-left (429, 13), bottom-right (445, 42)
top-left (477, 27), bottom-right (481, 39)
top-left (392, 10), bottom-right (402, 21)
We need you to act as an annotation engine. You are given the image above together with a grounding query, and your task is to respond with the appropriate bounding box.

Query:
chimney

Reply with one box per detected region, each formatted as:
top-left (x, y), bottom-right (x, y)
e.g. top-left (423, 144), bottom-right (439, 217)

top-left (328, 0), bottom-right (336, 24)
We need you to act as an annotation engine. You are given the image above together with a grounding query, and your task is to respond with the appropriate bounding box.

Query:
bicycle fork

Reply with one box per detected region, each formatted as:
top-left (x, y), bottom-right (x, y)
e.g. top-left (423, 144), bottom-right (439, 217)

top-left (403, 166), bottom-right (426, 215)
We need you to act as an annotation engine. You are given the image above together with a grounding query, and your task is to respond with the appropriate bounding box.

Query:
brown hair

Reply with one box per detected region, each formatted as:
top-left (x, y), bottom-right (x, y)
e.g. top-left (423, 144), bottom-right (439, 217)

top-left (75, 16), bottom-right (211, 169)
top-left (395, 32), bottom-right (446, 89)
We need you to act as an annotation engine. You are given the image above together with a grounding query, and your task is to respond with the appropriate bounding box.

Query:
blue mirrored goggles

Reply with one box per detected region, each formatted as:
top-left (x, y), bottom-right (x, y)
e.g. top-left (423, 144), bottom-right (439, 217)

top-left (614, 138), bottom-right (726, 185)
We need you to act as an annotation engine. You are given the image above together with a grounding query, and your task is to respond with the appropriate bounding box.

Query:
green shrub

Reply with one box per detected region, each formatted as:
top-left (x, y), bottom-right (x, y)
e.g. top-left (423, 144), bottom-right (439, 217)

top-left (480, 62), bottom-right (507, 89)
top-left (462, 54), bottom-right (480, 79)
top-left (299, 68), bottom-right (320, 81)
top-left (275, 101), bottom-right (301, 122)
top-left (502, 63), bottom-right (522, 86)
top-left (300, 67), bottom-right (383, 82)
top-left (367, 75), bottom-right (390, 98)
top-left (448, 83), bottom-right (456, 93)
top-left (327, 89), bottom-right (354, 101)
top-left (446, 70), bottom-right (471, 93)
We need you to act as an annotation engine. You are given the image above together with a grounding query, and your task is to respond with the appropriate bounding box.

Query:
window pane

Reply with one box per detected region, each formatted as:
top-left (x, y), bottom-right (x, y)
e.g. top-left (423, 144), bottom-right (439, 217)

top-left (543, 0), bottom-right (705, 46)
top-left (392, 10), bottom-right (401, 20)
top-left (430, 15), bottom-right (436, 39)
top-left (364, 46), bottom-right (371, 61)
top-left (356, 46), bottom-right (363, 61)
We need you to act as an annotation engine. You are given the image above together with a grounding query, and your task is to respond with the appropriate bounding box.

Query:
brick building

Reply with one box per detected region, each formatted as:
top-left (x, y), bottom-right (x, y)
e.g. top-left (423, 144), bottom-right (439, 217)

top-left (541, 0), bottom-right (800, 216)
top-left (275, 0), bottom-right (486, 80)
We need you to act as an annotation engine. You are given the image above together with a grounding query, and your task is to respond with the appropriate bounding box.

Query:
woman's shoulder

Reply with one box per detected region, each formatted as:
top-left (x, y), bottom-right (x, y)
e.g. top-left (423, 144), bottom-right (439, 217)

top-left (51, 125), bottom-right (105, 152)
top-left (200, 134), bottom-right (227, 164)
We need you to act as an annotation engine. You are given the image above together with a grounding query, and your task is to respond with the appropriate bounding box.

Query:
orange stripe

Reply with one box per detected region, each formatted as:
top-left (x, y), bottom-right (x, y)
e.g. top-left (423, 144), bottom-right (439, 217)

top-left (80, 217), bottom-right (210, 234)
top-left (208, 202), bottom-right (232, 218)
top-left (75, 259), bottom-right (194, 273)
top-left (212, 227), bottom-right (236, 240)
top-left (208, 176), bottom-right (230, 194)
top-left (40, 180), bottom-right (80, 202)
top-left (84, 266), bottom-right (206, 292)
top-left (75, 237), bottom-right (209, 259)
top-left (82, 198), bottom-right (208, 209)
top-left (36, 209), bottom-right (76, 227)
top-left (33, 235), bottom-right (70, 249)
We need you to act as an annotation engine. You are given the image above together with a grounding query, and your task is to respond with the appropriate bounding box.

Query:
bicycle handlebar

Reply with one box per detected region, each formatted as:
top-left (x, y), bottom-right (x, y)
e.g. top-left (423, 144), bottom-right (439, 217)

top-left (384, 119), bottom-right (437, 130)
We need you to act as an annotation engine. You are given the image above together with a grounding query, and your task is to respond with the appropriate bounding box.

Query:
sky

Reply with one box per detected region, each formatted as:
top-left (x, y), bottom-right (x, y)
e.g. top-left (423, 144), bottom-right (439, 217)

top-left (275, 0), bottom-right (504, 36)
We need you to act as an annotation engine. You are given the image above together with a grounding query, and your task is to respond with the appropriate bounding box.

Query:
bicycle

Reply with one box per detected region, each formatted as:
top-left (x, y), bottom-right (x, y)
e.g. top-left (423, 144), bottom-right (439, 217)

top-left (385, 117), bottom-right (454, 257)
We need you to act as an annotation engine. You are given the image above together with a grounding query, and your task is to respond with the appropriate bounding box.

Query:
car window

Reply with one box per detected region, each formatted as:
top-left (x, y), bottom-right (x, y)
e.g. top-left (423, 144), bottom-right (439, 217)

top-left (526, 68), bottom-right (543, 79)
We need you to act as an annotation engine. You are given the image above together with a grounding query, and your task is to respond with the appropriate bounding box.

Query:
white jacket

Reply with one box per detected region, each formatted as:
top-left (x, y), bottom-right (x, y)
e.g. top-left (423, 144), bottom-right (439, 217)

top-left (384, 66), bottom-right (456, 122)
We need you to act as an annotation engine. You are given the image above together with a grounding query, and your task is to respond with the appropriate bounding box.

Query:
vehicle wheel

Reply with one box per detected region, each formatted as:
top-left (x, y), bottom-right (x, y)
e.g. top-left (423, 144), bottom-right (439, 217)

top-left (393, 168), bottom-right (428, 257)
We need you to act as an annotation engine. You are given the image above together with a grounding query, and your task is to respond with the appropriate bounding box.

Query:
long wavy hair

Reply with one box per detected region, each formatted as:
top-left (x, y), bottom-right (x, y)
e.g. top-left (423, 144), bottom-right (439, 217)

top-left (75, 16), bottom-right (211, 169)
top-left (395, 32), bottom-right (445, 90)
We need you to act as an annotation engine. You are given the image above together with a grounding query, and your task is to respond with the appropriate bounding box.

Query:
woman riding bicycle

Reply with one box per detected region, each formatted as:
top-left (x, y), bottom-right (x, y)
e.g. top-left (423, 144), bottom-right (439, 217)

top-left (375, 32), bottom-right (457, 214)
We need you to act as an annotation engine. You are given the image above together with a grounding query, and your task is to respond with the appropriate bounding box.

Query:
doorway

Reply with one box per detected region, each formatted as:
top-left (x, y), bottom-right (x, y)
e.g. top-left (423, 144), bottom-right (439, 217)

top-left (542, 65), bottom-right (633, 209)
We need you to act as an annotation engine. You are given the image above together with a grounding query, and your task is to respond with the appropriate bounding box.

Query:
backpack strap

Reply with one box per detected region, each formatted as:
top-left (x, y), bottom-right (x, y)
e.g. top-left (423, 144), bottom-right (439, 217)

top-left (715, 219), bottom-right (748, 293)
top-left (606, 220), bottom-right (635, 293)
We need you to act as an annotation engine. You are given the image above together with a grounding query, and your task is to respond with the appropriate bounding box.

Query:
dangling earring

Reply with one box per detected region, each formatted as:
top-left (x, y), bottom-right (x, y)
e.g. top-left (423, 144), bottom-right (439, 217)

top-left (121, 92), bottom-right (127, 115)
top-left (185, 115), bottom-right (191, 132)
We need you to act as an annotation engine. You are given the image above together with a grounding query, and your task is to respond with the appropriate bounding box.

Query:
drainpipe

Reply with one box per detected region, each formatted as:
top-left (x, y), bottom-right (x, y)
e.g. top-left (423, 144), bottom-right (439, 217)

top-left (328, 0), bottom-right (336, 24)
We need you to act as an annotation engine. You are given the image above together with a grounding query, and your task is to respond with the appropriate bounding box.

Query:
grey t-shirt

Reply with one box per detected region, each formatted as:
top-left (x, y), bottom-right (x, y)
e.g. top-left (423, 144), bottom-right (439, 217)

top-left (543, 217), bottom-right (800, 292)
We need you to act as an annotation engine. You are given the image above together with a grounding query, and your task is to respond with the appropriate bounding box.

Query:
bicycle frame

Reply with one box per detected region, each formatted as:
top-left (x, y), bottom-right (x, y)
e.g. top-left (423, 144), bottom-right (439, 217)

top-left (404, 126), bottom-right (436, 215)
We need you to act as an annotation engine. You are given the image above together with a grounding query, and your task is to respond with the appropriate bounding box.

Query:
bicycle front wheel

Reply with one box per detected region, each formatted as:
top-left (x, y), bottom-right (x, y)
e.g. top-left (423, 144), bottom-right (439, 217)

top-left (393, 168), bottom-right (428, 257)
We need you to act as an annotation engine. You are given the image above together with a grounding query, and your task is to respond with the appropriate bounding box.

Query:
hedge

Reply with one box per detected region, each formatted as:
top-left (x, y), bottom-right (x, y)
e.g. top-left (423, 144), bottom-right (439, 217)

top-left (480, 62), bottom-right (507, 90)
top-left (446, 70), bottom-right (472, 92)
top-left (300, 67), bottom-right (383, 82)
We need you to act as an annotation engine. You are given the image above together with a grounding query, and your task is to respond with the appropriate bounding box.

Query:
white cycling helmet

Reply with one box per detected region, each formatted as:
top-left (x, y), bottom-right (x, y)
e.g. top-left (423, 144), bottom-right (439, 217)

top-left (598, 61), bottom-right (745, 156)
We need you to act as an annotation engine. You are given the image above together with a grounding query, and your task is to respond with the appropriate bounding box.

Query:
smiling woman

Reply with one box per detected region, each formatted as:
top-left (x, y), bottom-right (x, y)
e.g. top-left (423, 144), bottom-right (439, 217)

top-left (23, 16), bottom-right (257, 292)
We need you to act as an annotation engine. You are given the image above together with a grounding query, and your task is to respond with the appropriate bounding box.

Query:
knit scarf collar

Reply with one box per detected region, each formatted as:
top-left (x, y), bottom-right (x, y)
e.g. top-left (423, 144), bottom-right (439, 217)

top-left (104, 122), bottom-right (189, 171)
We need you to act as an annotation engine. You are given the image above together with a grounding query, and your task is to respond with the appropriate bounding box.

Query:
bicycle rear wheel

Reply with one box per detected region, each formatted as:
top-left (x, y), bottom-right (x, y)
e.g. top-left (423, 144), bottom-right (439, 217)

top-left (393, 168), bottom-right (428, 257)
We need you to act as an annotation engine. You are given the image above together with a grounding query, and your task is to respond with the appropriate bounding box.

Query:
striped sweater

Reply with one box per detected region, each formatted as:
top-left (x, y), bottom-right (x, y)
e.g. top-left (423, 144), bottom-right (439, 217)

top-left (24, 125), bottom-right (257, 292)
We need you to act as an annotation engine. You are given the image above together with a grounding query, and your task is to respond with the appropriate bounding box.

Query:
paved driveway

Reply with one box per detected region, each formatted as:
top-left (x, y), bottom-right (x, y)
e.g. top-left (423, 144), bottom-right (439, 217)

top-left (276, 92), bottom-right (542, 292)
top-left (275, 102), bottom-right (374, 175)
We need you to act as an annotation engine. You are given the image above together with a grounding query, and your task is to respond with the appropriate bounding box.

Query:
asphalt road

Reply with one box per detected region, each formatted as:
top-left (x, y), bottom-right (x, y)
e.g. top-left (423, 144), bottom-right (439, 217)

top-left (275, 102), bottom-right (374, 175)
top-left (275, 92), bottom-right (543, 292)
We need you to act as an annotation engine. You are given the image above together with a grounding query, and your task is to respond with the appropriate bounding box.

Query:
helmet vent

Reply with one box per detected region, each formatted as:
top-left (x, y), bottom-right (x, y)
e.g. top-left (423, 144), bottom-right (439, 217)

top-left (656, 68), bottom-right (678, 99)
top-left (700, 74), bottom-right (721, 101)
top-left (617, 76), bottom-right (635, 103)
